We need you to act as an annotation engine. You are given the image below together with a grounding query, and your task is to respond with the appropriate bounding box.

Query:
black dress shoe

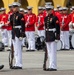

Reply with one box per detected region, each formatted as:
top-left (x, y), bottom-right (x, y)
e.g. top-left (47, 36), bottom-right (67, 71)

top-left (43, 68), bottom-right (47, 71)
top-left (26, 50), bottom-right (35, 52)
top-left (0, 65), bottom-right (4, 70)
top-left (43, 64), bottom-right (47, 71)
top-left (30, 50), bottom-right (35, 52)
top-left (23, 45), bottom-right (25, 47)
top-left (65, 49), bottom-right (69, 50)
top-left (5, 45), bottom-right (8, 47)
top-left (26, 50), bottom-right (30, 52)
top-left (61, 49), bottom-right (65, 50)
top-left (46, 68), bottom-right (57, 71)
top-left (10, 66), bottom-right (15, 69)
top-left (11, 66), bottom-right (22, 69)
top-left (7, 49), bottom-right (11, 51)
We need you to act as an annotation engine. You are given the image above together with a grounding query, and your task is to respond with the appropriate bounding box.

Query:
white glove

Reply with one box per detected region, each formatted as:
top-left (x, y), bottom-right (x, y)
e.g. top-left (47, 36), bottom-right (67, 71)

top-left (25, 23), bottom-right (28, 27)
top-left (69, 21), bottom-right (72, 27)
top-left (19, 37), bottom-right (23, 41)
top-left (55, 40), bottom-right (58, 43)
top-left (70, 29), bottom-right (74, 32)
top-left (0, 23), bottom-right (4, 28)
top-left (0, 25), bottom-right (2, 28)
top-left (73, 23), bottom-right (74, 26)
top-left (25, 22), bottom-right (29, 27)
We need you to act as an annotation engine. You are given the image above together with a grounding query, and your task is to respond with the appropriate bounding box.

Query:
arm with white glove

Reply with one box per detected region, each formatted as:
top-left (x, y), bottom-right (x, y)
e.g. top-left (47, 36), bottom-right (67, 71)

top-left (0, 21), bottom-right (4, 28)
top-left (25, 21), bottom-right (29, 27)
top-left (69, 21), bottom-right (73, 27)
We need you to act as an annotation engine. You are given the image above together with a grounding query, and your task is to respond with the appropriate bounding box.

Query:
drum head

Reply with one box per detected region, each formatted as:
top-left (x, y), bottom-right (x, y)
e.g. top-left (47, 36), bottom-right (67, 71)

top-left (71, 34), bottom-right (74, 48)
top-left (57, 40), bottom-right (62, 51)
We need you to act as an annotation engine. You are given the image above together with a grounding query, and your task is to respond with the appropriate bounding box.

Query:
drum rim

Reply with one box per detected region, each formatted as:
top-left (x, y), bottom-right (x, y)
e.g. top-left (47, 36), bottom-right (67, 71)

top-left (71, 34), bottom-right (74, 48)
top-left (57, 40), bottom-right (62, 50)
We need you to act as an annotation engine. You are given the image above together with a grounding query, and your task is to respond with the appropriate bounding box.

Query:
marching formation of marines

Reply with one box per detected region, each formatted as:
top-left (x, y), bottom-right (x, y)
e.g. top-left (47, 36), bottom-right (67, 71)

top-left (0, 1), bottom-right (74, 71)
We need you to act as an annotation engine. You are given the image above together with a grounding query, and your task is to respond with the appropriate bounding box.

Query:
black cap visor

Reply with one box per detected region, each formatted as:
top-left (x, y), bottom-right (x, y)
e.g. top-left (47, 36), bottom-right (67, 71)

top-left (20, 10), bottom-right (24, 12)
top-left (1, 10), bottom-right (6, 11)
top-left (46, 8), bottom-right (52, 11)
top-left (28, 9), bottom-right (32, 11)
top-left (63, 9), bottom-right (67, 11)
top-left (38, 9), bottom-right (43, 10)
top-left (12, 5), bottom-right (19, 8)
top-left (59, 10), bottom-right (62, 11)
top-left (9, 6), bottom-right (12, 8)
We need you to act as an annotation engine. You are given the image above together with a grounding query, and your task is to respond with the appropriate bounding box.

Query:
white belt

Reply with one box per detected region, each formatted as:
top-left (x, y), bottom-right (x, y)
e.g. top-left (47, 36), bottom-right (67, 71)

top-left (13, 26), bottom-right (21, 29)
top-left (46, 28), bottom-right (56, 32)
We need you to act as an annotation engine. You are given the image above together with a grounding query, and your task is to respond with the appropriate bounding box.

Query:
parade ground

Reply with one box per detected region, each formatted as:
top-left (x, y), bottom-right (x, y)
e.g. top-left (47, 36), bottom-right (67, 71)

top-left (0, 48), bottom-right (74, 75)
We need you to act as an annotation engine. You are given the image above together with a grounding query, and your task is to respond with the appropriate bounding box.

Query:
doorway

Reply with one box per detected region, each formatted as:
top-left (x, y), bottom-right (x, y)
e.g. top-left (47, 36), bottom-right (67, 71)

top-left (0, 0), bottom-right (4, 8)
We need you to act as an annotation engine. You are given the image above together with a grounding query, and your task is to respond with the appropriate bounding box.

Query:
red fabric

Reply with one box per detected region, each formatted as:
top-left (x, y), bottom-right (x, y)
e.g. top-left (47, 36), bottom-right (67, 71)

top-left (7, 11), bottom-right (13, 30)
top-left (69, 12), bottom-right (74, 23)
top-left (24, 13), bottom-right (36, 31)
top-left (43, 10), bottom-right (56, 18)
top-left (36, 13), bottom-right (44, 30)
top-left (0, 15), bottom-right (1, 21)
top-left (55, 11), bottom-right (62, 22)
top-left (52, 10), bottom-right (55, 16)
top-left (55, 11), bottom-right (60, 16)
top-left (60, 14), bottom-right (70, 31)
top-left (43, 10), bottom-right (47, 18)
top-left (0, 13), bottom-right (8, 29)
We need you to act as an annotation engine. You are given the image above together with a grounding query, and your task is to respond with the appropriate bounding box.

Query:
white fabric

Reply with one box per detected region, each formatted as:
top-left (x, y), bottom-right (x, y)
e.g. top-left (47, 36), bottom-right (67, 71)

top-left (1, 29), bottom-right (8, 46)
top-left (7, 30), bottom-right (12, 47)
top-left (12, 36), bottom-right (22, 67)
top-left (22, 37), bottom-right (26, 46)
top-left (46, 41), bottom-right (57, 69)
top-left (69, 22), bottom-right (74, 33)
top-left (37, 30), bottom-right (45, 37)
top-left (0, 23), bottom-right (4, 28)
top-left (60, 31), bottom-right (70, 49)
top-left (25, 31), bottom-right (36, 50)
top-left (57, 40), bottom-right (62, 50)
top-left (22, 32), bottom-right (26, 46)
top-left (69, 21), bottom-right (72, 27)
top-left (71, 34), bottom-right (74, 48)
top-left (73, 23), bottom-right (74, 26)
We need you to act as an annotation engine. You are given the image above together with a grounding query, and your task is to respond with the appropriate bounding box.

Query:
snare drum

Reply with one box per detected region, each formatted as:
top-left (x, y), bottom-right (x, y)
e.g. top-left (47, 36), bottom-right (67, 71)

top-left (71, 34), bottom-right (74, 48)
top-left (57, 40), bottom-right (62, 51)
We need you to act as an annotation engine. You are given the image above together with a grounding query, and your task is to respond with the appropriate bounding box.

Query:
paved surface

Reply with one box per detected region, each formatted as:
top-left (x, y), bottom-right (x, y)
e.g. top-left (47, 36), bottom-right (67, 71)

top-left (0, 47), bottom-right (74, 75)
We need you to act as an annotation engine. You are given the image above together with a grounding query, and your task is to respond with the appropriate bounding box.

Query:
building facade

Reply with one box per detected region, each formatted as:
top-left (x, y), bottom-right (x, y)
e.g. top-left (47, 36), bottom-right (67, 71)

top-left (0, 0), bottom-right (74, 15)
